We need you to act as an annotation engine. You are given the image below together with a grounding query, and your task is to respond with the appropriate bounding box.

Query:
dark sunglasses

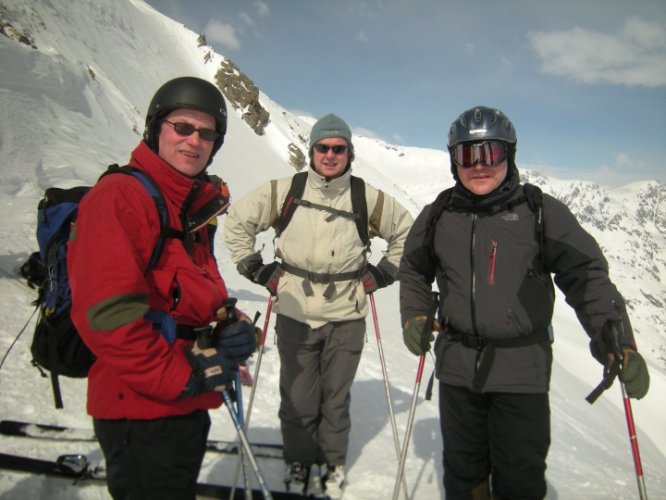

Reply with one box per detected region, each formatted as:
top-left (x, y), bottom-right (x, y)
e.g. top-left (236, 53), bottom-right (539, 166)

top-left (313, 143), bottom-right (348, 155)
top-left (452, 141), bottom-right (508, 168)
top-left (163, 120), bottom-right (220, 142)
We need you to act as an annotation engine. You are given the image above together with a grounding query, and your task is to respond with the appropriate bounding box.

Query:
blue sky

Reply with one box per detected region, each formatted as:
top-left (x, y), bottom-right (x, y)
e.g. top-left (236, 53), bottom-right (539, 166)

top-left (145, 0), bottom-right (666, 186)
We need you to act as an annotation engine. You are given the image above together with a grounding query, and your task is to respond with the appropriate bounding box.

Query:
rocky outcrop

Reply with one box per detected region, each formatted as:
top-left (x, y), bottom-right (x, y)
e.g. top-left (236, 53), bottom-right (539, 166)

top-left (215, 58), bottom-right (269, 135)
top-left (288, 143), bottom-right (306, 171)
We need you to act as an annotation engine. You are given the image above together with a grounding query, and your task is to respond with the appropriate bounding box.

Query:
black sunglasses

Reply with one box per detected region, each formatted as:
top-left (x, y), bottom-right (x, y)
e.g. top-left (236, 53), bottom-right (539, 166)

top-left (163, 120), bottom-right (220, 142)
top-left (313, 143), bottom-right (348, 155)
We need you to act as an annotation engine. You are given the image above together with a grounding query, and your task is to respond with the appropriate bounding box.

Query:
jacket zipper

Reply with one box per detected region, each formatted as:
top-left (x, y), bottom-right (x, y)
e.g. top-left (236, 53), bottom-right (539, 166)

top-left (488, 240), bottom-right (497, 285)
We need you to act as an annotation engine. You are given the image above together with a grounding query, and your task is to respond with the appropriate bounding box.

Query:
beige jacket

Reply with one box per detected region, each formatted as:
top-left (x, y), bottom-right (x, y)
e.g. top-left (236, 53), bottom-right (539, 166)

top-left (224, 167), bottom-right (413, 327)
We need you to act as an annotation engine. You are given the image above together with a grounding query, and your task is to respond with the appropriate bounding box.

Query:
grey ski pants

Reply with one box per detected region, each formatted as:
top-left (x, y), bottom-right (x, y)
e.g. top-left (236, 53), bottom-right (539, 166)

top-left (276, 314), bottom-right (365, 466)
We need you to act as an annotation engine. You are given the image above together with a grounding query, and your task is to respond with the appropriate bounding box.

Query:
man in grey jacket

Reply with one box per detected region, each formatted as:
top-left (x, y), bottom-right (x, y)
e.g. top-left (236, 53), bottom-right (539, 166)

top-left (224, 113), bottom-right (413, 498)
top-left (399, 106), bottom-right (650, 500)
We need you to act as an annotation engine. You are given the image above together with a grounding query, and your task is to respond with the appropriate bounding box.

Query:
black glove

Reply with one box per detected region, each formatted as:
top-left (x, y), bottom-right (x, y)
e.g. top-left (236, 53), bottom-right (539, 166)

top-left (402, 316), bottom-right (435, 356)
top-left (236, 253), bottom-right (263, 280)
top-left (253, 261), bottom-right (282, 296)
top-left (218, 320), bottom-right (257, 363)
top-left (362, 258), bottom-right (398, 294)
top-left (181, 343), bottom-right (238, 397)
top-left (235, 254), bottom-right (281, 295)
top-left (619, 350), bottom-right (649, 399)
top-left (590, 319), bottom-right (649, 400)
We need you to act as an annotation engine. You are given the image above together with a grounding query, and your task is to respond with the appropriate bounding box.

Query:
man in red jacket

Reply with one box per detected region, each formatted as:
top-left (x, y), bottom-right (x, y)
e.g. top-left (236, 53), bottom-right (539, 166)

top-left (69, 77), bottom-right (256, 500)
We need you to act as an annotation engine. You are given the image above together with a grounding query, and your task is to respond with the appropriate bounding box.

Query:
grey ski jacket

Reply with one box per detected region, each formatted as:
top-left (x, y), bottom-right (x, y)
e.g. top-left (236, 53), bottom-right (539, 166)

top-left (225, 167), bottom-right (413, 328)
top-left (399, 176), bottom-right (635, 393)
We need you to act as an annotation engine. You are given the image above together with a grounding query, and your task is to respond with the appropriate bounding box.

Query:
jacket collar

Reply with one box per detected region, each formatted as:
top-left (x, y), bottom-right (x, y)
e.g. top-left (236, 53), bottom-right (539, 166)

top-left (129, 141), bottom-right (219, 214)
top-left (307, 165), bottom-right (352, 194)
top-left (451, 168), bottom-right (522, 213)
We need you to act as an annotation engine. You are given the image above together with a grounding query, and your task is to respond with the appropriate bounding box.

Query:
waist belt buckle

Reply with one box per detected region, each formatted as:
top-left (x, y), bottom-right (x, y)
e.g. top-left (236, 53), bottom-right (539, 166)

top-left (306, 271), bottom-right (328, 284)
top-left (463, 334), bottom-right (487, 351)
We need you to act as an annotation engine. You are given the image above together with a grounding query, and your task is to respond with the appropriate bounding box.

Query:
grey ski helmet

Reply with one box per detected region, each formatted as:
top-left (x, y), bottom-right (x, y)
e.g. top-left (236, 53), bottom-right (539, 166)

top-left (448, 106), bottom-right (516, 149)
top-left (144, 76), bottom-right (228, 165)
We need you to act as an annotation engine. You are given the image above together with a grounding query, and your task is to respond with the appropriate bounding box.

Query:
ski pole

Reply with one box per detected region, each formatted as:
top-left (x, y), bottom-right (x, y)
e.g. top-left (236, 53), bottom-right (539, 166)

top-left (216, 299), bottom-right (273, 500)
top-left (234, 371), bottom-right (253, 500)
top-left (392, 292), bottom-right (439, 500)
top-left (621, 379), bottom-right (648, 499)
top-left (369, 293), bottom-right (409, 500)
top-left (586, 319), bottom-right (648, 499)
top-left (230, 296), bottom-right (273, 498)
top-left (392, 353), bottom-right (425, 500)
top-left (221, 389), bottom-right (273, 499)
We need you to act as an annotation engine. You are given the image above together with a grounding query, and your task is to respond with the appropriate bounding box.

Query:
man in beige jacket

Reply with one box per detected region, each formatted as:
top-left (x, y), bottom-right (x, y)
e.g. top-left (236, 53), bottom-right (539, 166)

top-left (224, 114), bottom-right (413, 498)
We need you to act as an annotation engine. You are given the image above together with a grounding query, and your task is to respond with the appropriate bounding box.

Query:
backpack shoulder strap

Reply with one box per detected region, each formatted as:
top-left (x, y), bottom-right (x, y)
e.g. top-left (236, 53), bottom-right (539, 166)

top-left (104, 164), bottom-right (181, 270)
top-left (522, 183), bottom-right (546, 268)
top-left (424, 187), bottom-right (454, 263)
top-left (273, 171), bottom-right (308, 237)
top-left (350, 175), bottom-right (370, 247)
top-left (272, 172), bottom-right (372, 248)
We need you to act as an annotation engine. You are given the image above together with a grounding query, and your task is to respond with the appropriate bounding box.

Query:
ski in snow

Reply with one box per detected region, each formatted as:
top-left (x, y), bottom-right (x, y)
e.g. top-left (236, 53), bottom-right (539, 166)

top-left (0, 451), bottom-right (303, 499)
top-left (0, 419), bottom-right (283, 459)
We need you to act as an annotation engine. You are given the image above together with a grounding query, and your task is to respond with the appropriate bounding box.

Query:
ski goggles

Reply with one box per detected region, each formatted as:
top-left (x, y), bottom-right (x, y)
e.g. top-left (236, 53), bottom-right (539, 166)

top-left (451, 141), bottom-right (508, 168)
top-left (313, 143), bottom-right (348, 155)
top-left (162, 120), bottom-right (220, 142)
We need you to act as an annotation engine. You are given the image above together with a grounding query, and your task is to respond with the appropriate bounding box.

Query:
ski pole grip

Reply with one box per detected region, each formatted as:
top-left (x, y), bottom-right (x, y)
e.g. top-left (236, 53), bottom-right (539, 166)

top-left (195, 325), bottom-right (216, 350)
top-left (224, 298), bottom-right (238, 324)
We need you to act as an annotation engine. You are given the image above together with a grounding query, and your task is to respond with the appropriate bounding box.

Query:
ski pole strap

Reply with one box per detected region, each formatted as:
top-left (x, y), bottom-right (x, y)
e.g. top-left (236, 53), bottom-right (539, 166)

top-left (424, 363), bottom-right (436, 401)
top-left (586, 357), bottom-right (621, 404)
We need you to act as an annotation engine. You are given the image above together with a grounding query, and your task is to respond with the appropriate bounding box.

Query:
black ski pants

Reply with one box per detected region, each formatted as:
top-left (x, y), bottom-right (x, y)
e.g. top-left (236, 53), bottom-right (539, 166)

top-left (94, 409), bottom-right (211, 500)
top-left (439, 383), bottom-right (550, 500)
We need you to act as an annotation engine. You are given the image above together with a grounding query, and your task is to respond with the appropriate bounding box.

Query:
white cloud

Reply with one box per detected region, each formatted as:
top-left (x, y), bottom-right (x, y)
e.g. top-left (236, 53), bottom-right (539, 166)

top-left (238, 12), bottom-right (254, 29)
top-left (204, 20), bottom-right (241, 50)
top-left (528, 17), bottom-right (666, 87)
top-left (254, 1), bottom-right (270, 17)
top-left (357, 30), bottom-right (368, 43)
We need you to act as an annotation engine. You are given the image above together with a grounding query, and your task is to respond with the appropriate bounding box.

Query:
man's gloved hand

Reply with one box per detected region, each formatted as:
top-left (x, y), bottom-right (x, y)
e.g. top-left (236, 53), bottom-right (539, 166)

top-left (362, 258), bottom-right (398, 294)
top-left (181, 343), bottom-right (238, 397)
top-left (218, 320), bottom-right (257, 363)
top-left (619, 349), bottom-right (650, 399)
top-left (253, 261), bottom-right (282, 296)
top-left (402, 315), bottom-right (438, 356)
top-left (235, 253), bottom-right (281, 295)
top-left (590, 319), bottom-right (649, 399)
top-left (236, 253), bottom-right (262, 281)
top-left (362, 264), bottom-right (388, 294)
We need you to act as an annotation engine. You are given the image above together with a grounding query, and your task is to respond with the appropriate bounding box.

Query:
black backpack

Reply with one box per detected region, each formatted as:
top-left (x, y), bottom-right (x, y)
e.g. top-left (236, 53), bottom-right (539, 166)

top-left (21, 165), bottom-right (175, 409)
top-left (269, 171), bottom-right (383, 248)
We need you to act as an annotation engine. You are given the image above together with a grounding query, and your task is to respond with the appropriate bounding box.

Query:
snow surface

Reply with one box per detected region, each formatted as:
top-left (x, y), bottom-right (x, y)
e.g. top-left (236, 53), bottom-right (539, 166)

top-left (0, 1), bottom-right (664, 499)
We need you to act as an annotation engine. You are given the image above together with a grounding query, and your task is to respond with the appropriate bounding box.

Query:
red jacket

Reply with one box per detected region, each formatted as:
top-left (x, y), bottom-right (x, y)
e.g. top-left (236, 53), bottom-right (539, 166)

top-left (69, 142), bottom-right (228, 419)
